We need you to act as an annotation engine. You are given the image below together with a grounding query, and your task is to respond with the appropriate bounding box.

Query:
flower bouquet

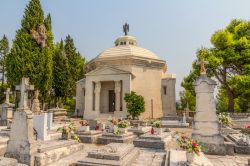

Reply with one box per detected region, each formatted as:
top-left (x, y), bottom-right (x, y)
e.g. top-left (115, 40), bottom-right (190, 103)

top-left (218, 112), bottom-right (232, 127)
top-left (152, 120), bottom-right (162, 135)
top-left (79, 120), bottom-right (90, 132)
top-left (177, 136), bottom-right (203, 163)
top-left (57, 123), bottom-right (79, 141)
top-left (117, 120), bottom-right (129, 134)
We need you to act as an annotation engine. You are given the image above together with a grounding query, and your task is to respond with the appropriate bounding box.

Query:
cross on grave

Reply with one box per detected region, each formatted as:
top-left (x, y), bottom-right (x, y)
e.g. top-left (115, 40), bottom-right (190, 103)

top-left (15, 77), bottom-right (34, 109)
top-left (196, 58), bottom-right (208, 75)
top-left (4, 88), bottom-right (12, 104)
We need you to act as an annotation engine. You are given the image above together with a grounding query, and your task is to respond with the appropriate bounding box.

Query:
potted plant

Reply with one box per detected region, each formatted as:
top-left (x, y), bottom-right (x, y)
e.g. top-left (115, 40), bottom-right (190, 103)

top-left (57, 123), bottom-right (76, 140)
top-left (153, 120), bottom-right (162, 135)
top-left (177, 136), bottom-right (203, 163)
top-left (108, 116), bottom-right (117, 133)
top-left (117, 120), bottom-right (129, 134)
top-left (79, 120), bottom-right (89, 132)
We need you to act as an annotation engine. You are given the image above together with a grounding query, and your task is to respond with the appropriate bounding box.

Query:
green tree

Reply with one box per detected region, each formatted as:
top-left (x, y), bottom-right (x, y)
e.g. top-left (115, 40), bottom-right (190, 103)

top-left (181, 19), bottom-right (250, 112)
top-left (124, 91), bottom-right (145, 119)
top-left (64, 35), bottom-right (85, 97)
top-left (53, 40), bottom-right (70, 103)
top-left (6, 0), bottom-right (53, 103)
top-left (0, 35), bottom-right (9, 92)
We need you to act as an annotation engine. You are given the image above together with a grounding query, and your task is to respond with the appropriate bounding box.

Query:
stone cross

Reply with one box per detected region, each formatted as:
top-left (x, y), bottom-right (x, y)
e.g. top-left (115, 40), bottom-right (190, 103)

top-left (196, 58), bottom-right (208, 75)
top-left (4, 88), bottom-right (12, 104)
top-left (15, 77), bottom-right (34, 109)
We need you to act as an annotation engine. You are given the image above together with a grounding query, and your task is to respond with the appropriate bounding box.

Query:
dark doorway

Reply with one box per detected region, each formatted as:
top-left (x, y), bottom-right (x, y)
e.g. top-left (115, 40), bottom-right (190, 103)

top-left (109, 90), bottom-right (115, 112)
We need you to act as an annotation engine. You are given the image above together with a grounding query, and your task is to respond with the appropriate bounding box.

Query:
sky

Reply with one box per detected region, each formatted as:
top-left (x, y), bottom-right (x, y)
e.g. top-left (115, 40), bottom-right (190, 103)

top-left (1, 0), bottom-right (250, 99)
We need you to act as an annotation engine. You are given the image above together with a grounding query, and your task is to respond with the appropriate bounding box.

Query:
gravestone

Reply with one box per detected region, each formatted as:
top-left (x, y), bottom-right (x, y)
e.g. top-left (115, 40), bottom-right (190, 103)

top-left (133, 131), bottom-right (171, 150)
top-left (33, 113), bottom-right (50, 141)
top-left (78, 130), bottom-right (102, 143)
top-left (97, 132), bottom-right (136, 145)
top-left (76, 143), bottom-right (139, 166)
top-left (0, 88), bottom-right (15, 126)
top-left (192, 60), bottom-right (224, 145)
top-left (47, 111), bottom-right (53, 130)
top-left (4, 77), bottom-right (37, 165)
top-left (191, 60), bottom-right (232, 155)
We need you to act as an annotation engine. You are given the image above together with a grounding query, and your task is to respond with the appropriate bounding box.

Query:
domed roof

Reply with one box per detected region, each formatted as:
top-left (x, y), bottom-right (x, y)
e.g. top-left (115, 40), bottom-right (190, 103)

top-left (96, 35), bottom-right (160, 60)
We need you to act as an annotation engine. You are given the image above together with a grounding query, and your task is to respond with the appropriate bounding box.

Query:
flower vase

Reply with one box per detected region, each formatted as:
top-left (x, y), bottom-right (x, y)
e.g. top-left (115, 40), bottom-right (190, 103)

top-left (186, 152), bottom-right (195, 163)
top-left (151, 127), bottom-right (155, 135)
top-left (154, 128), bottom-right (162, 135)
top-left (119, 128), bottom-right (127, 134)
top-left (62, 132), bottom-right (71, 140)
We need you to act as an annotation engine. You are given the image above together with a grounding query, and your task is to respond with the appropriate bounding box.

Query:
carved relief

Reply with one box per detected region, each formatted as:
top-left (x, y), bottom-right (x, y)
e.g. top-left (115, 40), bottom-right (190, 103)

top-left (31, 24), bottom-right (47, 48)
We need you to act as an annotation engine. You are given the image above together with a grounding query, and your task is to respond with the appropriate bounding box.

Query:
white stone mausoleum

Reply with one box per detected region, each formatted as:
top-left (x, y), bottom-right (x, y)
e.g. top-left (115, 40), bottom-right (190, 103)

top-left (76, 27), bottom-right (176, 119)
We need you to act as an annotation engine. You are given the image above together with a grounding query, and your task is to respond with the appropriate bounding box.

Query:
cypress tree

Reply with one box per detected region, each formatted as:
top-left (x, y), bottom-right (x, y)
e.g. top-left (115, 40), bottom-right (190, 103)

top-left (6, 0), bottom-right (53, 102)
top-left (64, 35), bottom-right (85, 97)
top-left (53, 40), bottom-right (69, 103)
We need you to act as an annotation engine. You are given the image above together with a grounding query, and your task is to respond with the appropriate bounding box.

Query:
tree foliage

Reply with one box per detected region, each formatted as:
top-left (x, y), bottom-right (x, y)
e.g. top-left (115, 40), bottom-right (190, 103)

top-left (6, 0), bottom-right (53, 102)
top-left (64, 35), bottom-right (85, 97)
top-left (124, 91), bottom-right (145, 119)
top-left (53, 40), bottom-right (70, 102)
top-left (180, 19), bottom-right (250, 112)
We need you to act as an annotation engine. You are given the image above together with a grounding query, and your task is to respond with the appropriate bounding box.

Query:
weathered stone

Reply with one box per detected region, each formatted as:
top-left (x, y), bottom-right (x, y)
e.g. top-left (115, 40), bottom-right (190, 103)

top-left (97, 132), bottom-right (136, 145)
top-left (76, 143), bottom-right (139, 166)
top-left (128, 126), bottom-right (151, 136)
top-left (78, 130), bottom-right (102, 143)
top-left (34, 140), bottom-right (84, 166)
top-left (133, 132), bottom-right (171, 150)
top-left (169, 150), bottom-right (213, 166)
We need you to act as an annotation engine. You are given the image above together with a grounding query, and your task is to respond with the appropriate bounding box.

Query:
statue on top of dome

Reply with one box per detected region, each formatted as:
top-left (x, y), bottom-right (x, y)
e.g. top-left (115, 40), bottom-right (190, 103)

top-left (123, 22), bottom-right (129, 36)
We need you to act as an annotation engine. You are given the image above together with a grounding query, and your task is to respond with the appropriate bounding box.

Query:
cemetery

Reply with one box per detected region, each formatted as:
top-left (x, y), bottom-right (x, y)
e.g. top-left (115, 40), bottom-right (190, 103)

top-left (0, 0), bottom-right (250, 166)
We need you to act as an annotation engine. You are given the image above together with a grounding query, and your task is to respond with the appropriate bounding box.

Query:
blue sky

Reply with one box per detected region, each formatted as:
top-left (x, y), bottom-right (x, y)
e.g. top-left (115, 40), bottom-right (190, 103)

top-left (1, 0), bottom-right (250, 99)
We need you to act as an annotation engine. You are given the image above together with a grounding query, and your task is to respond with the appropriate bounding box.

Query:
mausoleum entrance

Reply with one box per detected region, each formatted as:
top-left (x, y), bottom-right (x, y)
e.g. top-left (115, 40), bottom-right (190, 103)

top-left (100, 81), bottom-right (116, 113)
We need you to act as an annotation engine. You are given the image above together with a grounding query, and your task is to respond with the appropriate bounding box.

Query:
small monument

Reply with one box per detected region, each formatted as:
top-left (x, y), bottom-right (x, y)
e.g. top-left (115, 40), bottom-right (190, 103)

top-left (5, 77), bottom-right (37, 165)
top-left (76, 143), bottom-right (139, 166)
top-left (192, 59), bottom-right (226, 154)
top-left (0, 88), bottom-right (15, 126)
top-left (32, 90), bottom-right (41, 114)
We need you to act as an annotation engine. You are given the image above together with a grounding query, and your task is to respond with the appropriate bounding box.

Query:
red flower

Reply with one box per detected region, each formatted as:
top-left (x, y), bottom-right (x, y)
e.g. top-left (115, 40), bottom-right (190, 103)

top-left (246, 125), bottom-right (250, 128)
top-left (192, 142), bottom-right (198, 147)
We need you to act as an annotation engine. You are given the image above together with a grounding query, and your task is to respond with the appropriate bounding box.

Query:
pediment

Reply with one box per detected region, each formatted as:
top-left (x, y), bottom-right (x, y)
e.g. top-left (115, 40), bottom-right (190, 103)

top-left (86, 66), bottom-right (132, 76)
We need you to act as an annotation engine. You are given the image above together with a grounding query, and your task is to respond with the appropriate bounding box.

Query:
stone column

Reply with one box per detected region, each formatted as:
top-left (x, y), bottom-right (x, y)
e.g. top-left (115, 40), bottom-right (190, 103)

top-left (192, 74), bottom-right (224, 144)
top-left (94, 82), bottom-right (101, 112)
top-left (115, 81), bottom-right (121, 112)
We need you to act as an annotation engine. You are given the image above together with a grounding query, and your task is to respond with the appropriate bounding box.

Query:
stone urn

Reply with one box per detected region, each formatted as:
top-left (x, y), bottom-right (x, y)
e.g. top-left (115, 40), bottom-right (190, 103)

top-left (154, 128), bottom-right (162, 135)
top-left (119, 128), bottom-right (128, 134)
top-left (186, 152), bottom-right (195, 163)
top-left (62, 131), bottom-right (71, 140)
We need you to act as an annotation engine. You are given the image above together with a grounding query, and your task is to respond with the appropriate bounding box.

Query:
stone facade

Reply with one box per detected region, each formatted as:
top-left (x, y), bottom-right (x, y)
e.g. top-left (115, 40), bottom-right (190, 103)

top-left (76, 32), bottom-right (176, 120)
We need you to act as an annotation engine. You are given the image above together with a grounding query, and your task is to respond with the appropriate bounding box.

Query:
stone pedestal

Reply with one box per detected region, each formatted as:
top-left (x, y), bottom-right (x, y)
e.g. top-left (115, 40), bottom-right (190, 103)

top-left (128, 126), bottom-right (151, 136)
top-left (78, 130), bottom-right (102, 143)
top-left (133, 132), bottom-right (171, 150)
top-left (47, 111), bottom-right (53, 130)
top-left (33, 113), bottom-right (50, 141)
top-left (97, 132), bottom-right (136, 145)
top-left (192, 75), bottom-right (224, 145)
top-left (0, 103), bottom-right (14, 126)
top-left (76, 143), bottom-right (139, 166)
top-left (5, 109), bottom-right (37, 165)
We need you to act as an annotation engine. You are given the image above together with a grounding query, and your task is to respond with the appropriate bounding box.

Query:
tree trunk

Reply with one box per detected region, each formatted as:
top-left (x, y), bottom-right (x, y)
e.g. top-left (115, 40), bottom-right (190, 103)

top-left (227, 88), bottom-right (234, 113)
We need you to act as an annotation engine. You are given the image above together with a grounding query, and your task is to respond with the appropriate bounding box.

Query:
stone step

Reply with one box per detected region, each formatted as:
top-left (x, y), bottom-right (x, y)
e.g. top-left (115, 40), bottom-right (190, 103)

top-left (0, 157), bottom-right (28, 166)
top-left (34, 140), bottom-right (84, 166)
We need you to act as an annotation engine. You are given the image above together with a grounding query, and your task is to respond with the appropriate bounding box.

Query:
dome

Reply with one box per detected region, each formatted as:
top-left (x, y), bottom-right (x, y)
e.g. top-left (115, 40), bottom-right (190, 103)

top-left (96, 35), bottom-right (160, 60)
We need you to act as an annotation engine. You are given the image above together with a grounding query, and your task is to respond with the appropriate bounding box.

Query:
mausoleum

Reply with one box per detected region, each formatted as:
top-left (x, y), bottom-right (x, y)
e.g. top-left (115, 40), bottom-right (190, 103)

top-left (76, 24), bottom-right (176, 119)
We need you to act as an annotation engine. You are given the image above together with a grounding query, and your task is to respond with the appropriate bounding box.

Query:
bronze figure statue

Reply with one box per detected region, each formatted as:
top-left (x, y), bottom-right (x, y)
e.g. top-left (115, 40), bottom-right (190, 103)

top-left (123, 22), bottom-right (129, 36)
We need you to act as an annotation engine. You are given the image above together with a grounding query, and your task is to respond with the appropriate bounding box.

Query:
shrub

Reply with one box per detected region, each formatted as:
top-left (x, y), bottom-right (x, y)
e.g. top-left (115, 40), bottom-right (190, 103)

top-left (124, 91), bottom-right (145, 120)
